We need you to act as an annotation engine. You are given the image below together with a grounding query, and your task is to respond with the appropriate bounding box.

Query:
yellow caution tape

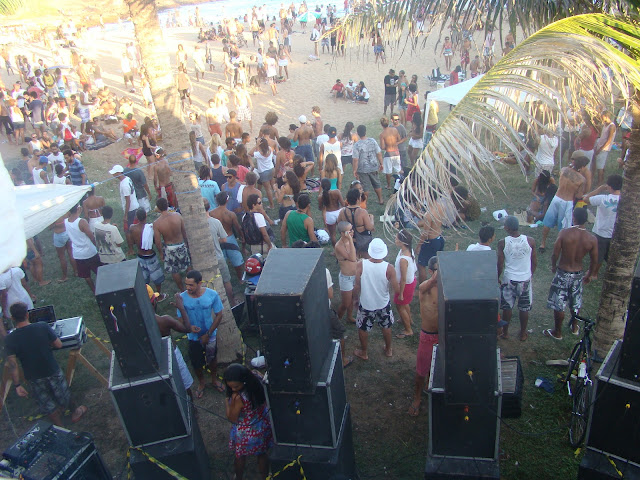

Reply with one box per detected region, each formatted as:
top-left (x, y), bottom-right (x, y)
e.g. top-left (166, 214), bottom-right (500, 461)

top-left (87, 332), bottom-right (111, 344)
top-left (267, 455), bottom-right (306, 479)
top-left (607, 456), bottom-right (624, 478)
top-left (127, 447), bottom-right (189, 480)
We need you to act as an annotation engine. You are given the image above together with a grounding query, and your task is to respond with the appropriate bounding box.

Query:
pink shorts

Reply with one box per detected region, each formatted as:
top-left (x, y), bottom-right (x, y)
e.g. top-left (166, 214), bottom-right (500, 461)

top-left (394, 278), bottom-right (417, 306)
top-left (416, 331), bottom-right (438, 378)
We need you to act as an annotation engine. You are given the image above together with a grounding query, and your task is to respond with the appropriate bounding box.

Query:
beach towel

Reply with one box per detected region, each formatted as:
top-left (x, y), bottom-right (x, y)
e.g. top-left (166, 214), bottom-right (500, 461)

top-left (141, 224), bottom-right (154, 250)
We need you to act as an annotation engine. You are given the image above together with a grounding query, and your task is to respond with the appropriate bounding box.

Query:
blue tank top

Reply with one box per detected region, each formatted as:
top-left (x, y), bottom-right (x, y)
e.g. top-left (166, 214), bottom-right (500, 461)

top-left (223, 183), bottom-right (241, 212)
top-left (330, 177), bottom-right (338, 190)
top-left (211, 165), bottom-right (226, 189)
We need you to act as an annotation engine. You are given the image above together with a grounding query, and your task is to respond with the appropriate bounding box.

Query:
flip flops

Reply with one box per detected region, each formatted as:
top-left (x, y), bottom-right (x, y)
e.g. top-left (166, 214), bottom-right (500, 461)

top-left (543, 328), bottom-right (563, 341)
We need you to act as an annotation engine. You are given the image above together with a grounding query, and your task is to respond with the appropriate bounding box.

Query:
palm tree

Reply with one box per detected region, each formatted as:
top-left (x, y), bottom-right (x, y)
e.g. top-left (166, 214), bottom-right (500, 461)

top-left (374, 13), bottom-right (640, 357)
top-left (125, 0), bottom-right (242, 363)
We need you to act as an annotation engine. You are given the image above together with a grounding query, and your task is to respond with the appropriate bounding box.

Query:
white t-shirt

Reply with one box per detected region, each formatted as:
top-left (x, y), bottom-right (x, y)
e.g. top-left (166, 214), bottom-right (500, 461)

top-left (536, 135), bottom-right (558, 168)
top-left (589, 194), bottom-right (619, 238)
top-left (360, 87), bottom-right (370, 100)
top-left (254, 212), bottom-right (267, 228)
top-left (253, 151), bottom-right (274, 173)
top-left (0, 267), bottom-right (33, 317)
top-left (316, 134), bottom-right (329, 147)
top-left (119, 177), bottom-right (140, 212)
top-left (94, 223), bottom-right (125, 264)
top-left (467, 243), bottom-right (491, 251)
top-left (48, 152), bottom-right (65, 167)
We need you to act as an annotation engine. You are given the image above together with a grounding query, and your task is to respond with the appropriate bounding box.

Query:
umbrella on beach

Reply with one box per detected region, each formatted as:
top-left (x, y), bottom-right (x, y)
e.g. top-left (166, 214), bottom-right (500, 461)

top-left (299, 11), bottom-right (321, 22)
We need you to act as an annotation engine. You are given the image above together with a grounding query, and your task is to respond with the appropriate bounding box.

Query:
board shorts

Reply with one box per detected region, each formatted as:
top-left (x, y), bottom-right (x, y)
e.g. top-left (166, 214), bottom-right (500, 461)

top-left (358, 171), bottom-right (380, 192)
top-left (339, 272), bottom-right (355, 292)
top-left (223, 234), bottom-right (244, 268)
top-left (595, 233), bottom-right (611, 264)
top-left (384, 94), bottom-right (396, 107)
top-left (500, 279), bottom-right (533, 312)
top-left (156, 182), bottom-right (177, 208)
top-left (356, 302), bottom-right (394, 332)
top-left (31, 370), bottom-right (70, 415)
top-left (236, 106), bottom-right (252, 122)
top-left (124, 209), bottom-right (136, 233)
top-left (138, 196), bottom-right (151, 213)
top-left (394, 278), bottom-right (417, 306)
top-left (53, 231), bottom-right (69, 248)
top-left (295, 144), bottom-right (314, 164)
top-left (76, 253), bottom-right (101, 279)
top-left (383, 154), bottom-right (401, 174)
top-left (542, 196), bottom-right (573, 230)
top-left (173, 345), bottom-right (194, 390)
top-left (547, 268), bottom-right (583, 314)
top-left (416, 331), bottom-right (438, 378)
top-left (188, 335), bottom-right (217, 370)
top-left (418, 236), bottom-right (444, 267)
top-left (163, 243), bottom-right (191, 274)
top-left (138, 252), bottom-right (165, 285)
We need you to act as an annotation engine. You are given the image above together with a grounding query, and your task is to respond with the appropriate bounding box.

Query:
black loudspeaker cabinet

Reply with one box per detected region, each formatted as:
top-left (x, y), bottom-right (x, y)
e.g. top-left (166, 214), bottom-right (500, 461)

top-left (437, 251), bottom-right (499, 405)
top-left (267, 341), bottom-right (346, 448)
top-left (109, 337), bottom-right (190, 447)
top-left (95, 260), bottom-right (162, 377)
top-left (129, 411), bottom-right (210, 480)
top-left (585, 340), bottom-right (640, 468)
top-left (501, 356), bottom-right (524, 418)
top-left (256, 248), bottom-right (332, 394)
top-left (428, 345), bottom-right (502, 461)
top-left (578, 449), bottom-right (640, 480)
top-left (270, 404), bottom-right (357, 480)
top-left (619, 261), bottom-right (640, 381)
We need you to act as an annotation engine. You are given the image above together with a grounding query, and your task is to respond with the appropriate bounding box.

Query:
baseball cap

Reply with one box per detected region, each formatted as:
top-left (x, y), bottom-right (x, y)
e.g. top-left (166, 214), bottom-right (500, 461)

top-left (109, 164), bottom-right (124, 174)
top-left (298, 115), bottom-right (307, 123)
top-left (154, 147), bottom-right (165, 156)
top-left (368, 238), bottom-right (388, 260)
top-left (348, 79), bottom-right (353, 82)
top-left (226, 168), bottom-right (237, 178)
top-left (39, 156), bottom-right (48, 164)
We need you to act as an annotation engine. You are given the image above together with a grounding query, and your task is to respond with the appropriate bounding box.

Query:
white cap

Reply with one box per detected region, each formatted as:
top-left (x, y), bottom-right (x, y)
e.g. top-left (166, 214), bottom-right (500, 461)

top-left (109, 164), bottom-right (124, 175)
top-left (298, 115), bottom-right (307, 123)
top-left (368, 238), bottom-right (388, 260)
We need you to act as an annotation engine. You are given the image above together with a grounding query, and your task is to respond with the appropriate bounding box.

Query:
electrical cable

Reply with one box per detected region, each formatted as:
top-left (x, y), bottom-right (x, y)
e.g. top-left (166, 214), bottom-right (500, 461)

top-left (3, 401), bottom-right (20, 440)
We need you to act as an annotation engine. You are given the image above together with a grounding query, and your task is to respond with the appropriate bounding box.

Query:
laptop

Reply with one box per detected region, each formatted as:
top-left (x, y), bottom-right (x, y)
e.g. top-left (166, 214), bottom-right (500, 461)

top-left (28, 305), bottom-right (57, 325)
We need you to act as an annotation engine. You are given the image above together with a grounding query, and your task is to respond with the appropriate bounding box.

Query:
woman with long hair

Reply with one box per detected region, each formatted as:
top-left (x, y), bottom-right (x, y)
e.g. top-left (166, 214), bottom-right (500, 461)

top-left (190, 130), bottom-right (207, 171)
top-left (224, 364), bottom-right (272, 480)
top-left (276, 170), bottom-right (300, 220)
top-left (250, 137), bottom-right (276, 209)
top-left (318, 177), bottom-right (344, 245)
top-left (293, 154), bottom-right (315, 191)
top-left (140, 123), bottom-right (155, 165)
top-left (321, 153), bottom-right (342, 190)
top-left (339, 121), bottom-right (358, 174)
top-left (394, 229), bottom-right (417, 338)
top-left (275, 136), bottom-right (295, 187)
top-left (207, 133), bottom-right (226, 166)
top-left (527, 170), bottom-right (556, 223)
top-left (407, 111), bottom-right (424, 166)
top-left (405, 83), bottom-right (420, 123)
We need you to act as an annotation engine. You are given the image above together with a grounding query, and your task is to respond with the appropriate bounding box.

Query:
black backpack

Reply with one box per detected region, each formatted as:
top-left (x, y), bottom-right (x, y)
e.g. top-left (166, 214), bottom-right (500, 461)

top-left (242, 212), bottom-right (264, 245)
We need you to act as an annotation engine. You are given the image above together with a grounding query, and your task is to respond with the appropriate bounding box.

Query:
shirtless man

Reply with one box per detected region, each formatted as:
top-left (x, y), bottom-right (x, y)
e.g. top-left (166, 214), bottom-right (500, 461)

top-left (205, 98), bottom-right (223, 137)
top-left (335, 221), bottom-right (358, 323)
top-left (259, 111), bottom-right (279, 140)
top-left (544, 207), bottom-right (597, 340)
top-left (572, 150), bottom-right (592, 193)
top-left (469, 55), bottom-right (480, 78)
top-left (225, 111), bottom-right (244, 141)
top-left (416, 194), bottom-right (446, 283)
top-left (156, 294), bottom-right (196, 398)
top-left (408, 256), bottom-right (438, 416)
top-left (154, 148), bottom-right (178, 208)
top-left (82, 188), bottom-right (106, 233)
top-left (210, 191), bottom-right (245, 279)
top-left (379, 116), bottom-right (401, 189)
top-left (234, 86), bottom-right (253, 133)
top-left (293, 115), bottom-right (315, 165)
top-left (130, 208), bottom-right (165, 294)
top-left (154, 197), bottom-right (190, 291)
top-left (539, 155), bottom-right (589, 251)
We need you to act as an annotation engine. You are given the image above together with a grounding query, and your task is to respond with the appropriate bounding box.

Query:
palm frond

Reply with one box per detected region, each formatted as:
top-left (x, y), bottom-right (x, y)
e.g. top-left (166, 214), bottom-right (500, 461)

top-left (385, 13), bottom-right (640, 238)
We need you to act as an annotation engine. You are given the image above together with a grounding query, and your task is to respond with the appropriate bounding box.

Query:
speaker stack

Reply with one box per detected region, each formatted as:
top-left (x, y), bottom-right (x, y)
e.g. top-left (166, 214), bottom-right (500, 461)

top-left (95, 260), bottom-right (210, 480)
top-left (255, 249), bottom-right (357, 479)
top-left (426, 251), bottom-right (502, 479)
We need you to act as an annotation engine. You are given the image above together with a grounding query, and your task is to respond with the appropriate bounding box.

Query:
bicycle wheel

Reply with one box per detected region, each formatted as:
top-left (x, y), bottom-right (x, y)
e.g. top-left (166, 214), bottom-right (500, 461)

top-left (565, 342), bottom-right (584, 394)
top-left (569, 380), bottom-right (592, 447)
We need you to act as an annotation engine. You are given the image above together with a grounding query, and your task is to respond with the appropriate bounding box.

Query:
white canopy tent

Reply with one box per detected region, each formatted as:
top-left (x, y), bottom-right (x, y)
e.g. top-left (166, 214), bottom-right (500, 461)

top-left (426, 75), bottom-right (484, 105)
top-left (1, 159), bottom-right (91, 272)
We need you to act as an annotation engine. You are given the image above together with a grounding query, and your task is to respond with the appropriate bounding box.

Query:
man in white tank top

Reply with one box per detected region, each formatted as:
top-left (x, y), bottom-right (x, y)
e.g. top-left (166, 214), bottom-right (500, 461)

top-left (353, 238), bottom-right (399, 360)
top-left (497, 216), bottom-right (537, 341)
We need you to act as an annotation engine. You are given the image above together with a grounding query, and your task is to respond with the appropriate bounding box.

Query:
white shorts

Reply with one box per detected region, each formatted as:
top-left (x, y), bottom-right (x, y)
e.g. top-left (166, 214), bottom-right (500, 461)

top-left (138, 196), bottom-right (151, 213)
top-left (174, 345), bottom-right (194, 390)
top-left (325, 208), bottom-right (341, 226)
top-left (594, 150), bottom-right (609, 169)
top-left (383, 155), bottom-right (401, 174)
top-left (408, 138), bottom-right (424, 149)
top-left (124, 131), bottom-right (140, 140)
top-left (339, 272), bottom-right (356, 292)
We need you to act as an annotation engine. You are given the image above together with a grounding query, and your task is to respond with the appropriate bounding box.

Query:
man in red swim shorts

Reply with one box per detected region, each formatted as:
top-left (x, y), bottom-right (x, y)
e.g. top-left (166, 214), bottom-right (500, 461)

top-left (408, 256), bottom-right (438, 416)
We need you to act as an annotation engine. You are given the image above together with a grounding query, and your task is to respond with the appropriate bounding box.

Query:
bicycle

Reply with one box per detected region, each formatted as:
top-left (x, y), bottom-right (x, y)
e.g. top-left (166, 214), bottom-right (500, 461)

top-left (564, 313), bottom-right (596, 447)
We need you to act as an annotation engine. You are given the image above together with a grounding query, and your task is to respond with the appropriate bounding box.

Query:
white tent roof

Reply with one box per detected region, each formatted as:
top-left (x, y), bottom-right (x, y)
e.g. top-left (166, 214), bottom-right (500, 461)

top-left (426, 75), bottom-right (484, 105)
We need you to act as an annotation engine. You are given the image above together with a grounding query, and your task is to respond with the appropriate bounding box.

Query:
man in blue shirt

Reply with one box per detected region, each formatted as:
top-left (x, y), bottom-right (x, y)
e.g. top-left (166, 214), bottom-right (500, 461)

top-left (176, 270), bottom-right (224, 398)
top-left (63, 149), bottom-right (87, 186)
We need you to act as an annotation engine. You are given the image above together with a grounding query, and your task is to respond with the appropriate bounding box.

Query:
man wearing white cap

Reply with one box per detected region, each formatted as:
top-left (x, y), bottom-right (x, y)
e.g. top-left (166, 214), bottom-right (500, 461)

top-left (110, 164), bottom-right (139, 255)
top-left (293, 114), bottom-right (315, 165)
top-left (353, 238), bottom-right (399, 360)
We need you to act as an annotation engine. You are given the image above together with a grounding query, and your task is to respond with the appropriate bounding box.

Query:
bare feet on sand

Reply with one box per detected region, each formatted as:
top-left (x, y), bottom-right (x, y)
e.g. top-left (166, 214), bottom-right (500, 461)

top-left (354, 348), bottom-right (368, 360)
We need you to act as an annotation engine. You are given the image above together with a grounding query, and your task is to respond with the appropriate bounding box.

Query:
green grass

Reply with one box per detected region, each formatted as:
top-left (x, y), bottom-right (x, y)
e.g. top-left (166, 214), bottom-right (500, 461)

top-left (1, 118), bottom-right (623, 478)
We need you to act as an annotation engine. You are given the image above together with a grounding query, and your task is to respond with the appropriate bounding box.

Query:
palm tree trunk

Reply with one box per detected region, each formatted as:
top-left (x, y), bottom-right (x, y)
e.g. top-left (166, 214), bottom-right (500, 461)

top-left (593, 104), bottom-right (640, 358)
top-left (125, 0), bottom-right (242, 363)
